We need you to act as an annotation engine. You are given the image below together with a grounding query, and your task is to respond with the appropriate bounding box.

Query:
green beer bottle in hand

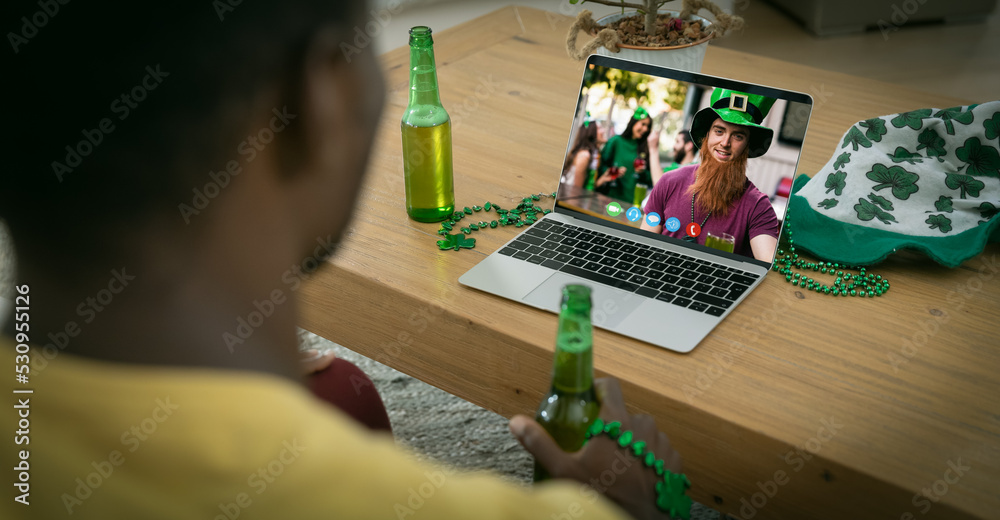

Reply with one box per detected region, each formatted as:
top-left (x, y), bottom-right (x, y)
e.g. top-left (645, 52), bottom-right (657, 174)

top-left (401, 26), bottom-right (455, 222)
top-left (533, 284), bottom-right (601, 482)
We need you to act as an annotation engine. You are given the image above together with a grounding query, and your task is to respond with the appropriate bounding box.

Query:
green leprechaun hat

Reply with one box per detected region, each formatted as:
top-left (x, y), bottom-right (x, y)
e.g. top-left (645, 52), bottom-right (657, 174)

top-left (690, 88), bottom-right (777, 158)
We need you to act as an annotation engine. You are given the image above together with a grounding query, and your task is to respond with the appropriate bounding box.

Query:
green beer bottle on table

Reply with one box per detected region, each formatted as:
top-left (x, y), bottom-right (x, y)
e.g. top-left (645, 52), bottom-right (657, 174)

top-left (533, 284), bottom-right (601, 482)
top-left (401, 26), bottom-right (455, 222)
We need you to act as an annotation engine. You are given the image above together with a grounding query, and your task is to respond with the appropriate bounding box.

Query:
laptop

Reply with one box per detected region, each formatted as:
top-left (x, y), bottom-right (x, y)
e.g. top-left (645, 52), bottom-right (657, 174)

top-left (459, 54), bottom-right (813, 353)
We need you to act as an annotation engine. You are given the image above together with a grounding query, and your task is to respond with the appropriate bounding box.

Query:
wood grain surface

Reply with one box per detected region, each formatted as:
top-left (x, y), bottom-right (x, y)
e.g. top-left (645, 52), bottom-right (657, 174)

top-left (299, 7), bottom-right (999, 519)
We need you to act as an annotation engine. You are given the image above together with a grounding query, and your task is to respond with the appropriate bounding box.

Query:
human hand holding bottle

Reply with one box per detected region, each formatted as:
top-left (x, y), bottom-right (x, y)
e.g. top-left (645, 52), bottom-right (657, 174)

top-left (510, 378), bottom-right (683, 520)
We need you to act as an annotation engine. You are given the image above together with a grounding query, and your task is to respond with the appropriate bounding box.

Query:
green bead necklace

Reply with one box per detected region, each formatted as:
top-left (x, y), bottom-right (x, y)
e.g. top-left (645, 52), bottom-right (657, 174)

top-left (771, 208), bottom-right (890, 297)
top-left (436, 192), bottom-right (556, 251)
top-left (585, 418), bottom-right (692, 519)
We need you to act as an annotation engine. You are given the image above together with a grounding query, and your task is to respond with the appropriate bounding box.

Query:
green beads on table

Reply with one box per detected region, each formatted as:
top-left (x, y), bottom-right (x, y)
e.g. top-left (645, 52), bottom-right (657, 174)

top-left (773, 206), bottom-right (889, 299)
top-left (631, 440), bottom-right (646, 457)
top-left (587, 418), bottom-right (605, 438)
top-left (617, 430), bottom-right (633, 447)
top-left (644, 452), bottom-right (656, 467)
top-left (603, 421), bottom-right (622, 439)
top-left (434, 193), bottom-right (556, 251)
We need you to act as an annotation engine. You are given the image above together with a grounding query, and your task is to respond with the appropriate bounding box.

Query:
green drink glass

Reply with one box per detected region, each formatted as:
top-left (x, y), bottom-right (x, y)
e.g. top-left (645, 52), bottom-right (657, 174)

top-left (705, 232), bottom-right (735, 253)
top-left (633, 183), bottom-right (649, 208)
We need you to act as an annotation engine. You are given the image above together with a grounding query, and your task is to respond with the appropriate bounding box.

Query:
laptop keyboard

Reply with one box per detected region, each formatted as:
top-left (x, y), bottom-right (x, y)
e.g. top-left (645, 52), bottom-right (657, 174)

top-left (497, 220), bottom-right (759, 316)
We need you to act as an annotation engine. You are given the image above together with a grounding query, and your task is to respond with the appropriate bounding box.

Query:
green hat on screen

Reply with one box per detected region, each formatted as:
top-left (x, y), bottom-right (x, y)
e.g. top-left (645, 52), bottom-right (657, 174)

top-left (690, 88), bottom-right (777, 158)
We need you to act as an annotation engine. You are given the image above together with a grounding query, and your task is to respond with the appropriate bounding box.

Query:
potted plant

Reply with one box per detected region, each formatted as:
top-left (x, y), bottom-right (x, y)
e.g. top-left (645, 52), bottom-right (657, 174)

top-left (566, 0), bottom-right (744, 71)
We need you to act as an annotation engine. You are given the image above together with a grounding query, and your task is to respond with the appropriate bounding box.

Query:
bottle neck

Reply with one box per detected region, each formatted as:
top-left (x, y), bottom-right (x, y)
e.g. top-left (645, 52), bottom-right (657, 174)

top-left (408, 44), bottom-right (442, 107)
top-left (550, 310), bottom-right (594, 393)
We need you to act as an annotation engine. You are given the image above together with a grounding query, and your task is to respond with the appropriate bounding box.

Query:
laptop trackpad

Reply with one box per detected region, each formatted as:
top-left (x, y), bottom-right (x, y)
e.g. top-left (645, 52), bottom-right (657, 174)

top-left (523, 273), bottom-right (644, 329)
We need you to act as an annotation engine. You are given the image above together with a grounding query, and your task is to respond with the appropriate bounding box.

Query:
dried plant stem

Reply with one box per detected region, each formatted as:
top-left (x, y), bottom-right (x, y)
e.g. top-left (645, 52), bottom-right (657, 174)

top-left (579, 0), bottom-right (675, 36)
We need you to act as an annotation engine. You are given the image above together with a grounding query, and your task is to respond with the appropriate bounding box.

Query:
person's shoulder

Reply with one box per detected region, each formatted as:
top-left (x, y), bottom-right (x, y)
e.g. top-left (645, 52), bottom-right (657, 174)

top-left (744, 180), bottom-right (772, 204)
top-left (671, 163), bottom-right (698, 183)
top-left (678, 163), bottom-right (698, 174)
top-left (742, 180), bottom-right (778, 217)
top-left (652, 163), bottom-right (695, 194)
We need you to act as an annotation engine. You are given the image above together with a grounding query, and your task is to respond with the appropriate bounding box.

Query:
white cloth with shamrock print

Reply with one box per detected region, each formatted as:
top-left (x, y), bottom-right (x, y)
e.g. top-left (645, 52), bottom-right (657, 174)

top-left (796, 101), bottom-right (1000, 237)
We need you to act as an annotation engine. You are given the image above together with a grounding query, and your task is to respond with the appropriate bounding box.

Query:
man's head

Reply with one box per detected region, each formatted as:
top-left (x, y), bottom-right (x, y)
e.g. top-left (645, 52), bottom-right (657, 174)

top-left (689, 88), bottom-right (775, 159)
top-left (703, 119), bottom-right (751, 163)
top-left (2, 1), bottom-right (382, 287)
top-left (673, 130), bottom-right (694, 162)
top-left (687, 120), bottom-right (751, 216)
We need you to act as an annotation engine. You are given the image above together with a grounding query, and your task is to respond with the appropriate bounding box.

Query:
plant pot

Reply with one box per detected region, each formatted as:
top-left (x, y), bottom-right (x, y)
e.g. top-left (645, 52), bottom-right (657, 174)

top-left (594, 11), bottom-right (715, 72)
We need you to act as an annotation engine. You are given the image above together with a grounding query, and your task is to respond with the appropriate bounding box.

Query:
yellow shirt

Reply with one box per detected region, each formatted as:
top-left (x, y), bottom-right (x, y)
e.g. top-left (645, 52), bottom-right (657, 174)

top-left (1, 340), bottom-right (627, 519)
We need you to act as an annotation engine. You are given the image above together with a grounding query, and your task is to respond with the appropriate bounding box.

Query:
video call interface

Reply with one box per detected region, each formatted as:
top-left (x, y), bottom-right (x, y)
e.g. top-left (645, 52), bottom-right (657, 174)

top-left (555, 62), bottom-right (812, 264)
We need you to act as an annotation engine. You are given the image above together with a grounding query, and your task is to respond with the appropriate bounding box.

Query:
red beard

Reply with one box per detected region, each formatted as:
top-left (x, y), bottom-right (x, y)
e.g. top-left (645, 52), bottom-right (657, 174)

top-left (687, 139), bottom-right (749, 216)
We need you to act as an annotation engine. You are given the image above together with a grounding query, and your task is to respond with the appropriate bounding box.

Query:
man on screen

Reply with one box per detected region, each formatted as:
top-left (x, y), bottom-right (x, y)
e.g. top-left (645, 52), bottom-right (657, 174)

top-left (640, 89), bottom-right (780, 261)
top-left (661, 130), bottom-right (697, 174)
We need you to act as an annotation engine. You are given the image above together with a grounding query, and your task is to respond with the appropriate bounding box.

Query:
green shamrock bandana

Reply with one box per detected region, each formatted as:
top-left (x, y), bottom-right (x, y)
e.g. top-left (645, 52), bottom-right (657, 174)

top-left (788, 101), bottom-right (1000, 268)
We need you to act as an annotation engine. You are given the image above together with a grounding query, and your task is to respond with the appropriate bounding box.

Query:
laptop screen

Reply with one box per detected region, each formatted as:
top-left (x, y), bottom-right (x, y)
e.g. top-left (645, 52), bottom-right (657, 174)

top-left (554, 55), bottom-right (813, 266)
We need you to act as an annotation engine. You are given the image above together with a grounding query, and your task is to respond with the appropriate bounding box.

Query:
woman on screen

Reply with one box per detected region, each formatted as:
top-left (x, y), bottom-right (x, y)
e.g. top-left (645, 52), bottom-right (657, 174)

top-left (594, 107), bottom-right (656, 203)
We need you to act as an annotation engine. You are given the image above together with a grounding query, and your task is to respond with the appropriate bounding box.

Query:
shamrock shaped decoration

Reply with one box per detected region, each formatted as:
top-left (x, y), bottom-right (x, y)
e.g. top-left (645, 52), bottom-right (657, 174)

top-left (866, 163), bottom-right (920, 200)
top-left (887, 147), bottom-right (924, 164)
top-left (956, 137), bottom-right (1000, 178)
top-left (437, 233), bottom-right (476, 251)
top-left (825, 171), bottom-right (847, 195)
top-left (980, 202), bottom-right (999, 221)
top-left (817, 198), bottom-right (839, 209)
top-left (933, 106), bottom-right (975, 135)
top-left (833, 152), bottom-right (851, 170)
top-left (916, 128), bottom-right (947, 161)
top-left (944, 172), bottom-right (985, 199)
top-left (655, 472), bottom-right (693, 519)
top-left (931, 195), bottom-right (954, 213)
top-left (891, 108), bottom-right (932, 131)
top-left (925, 214), bottom-right (953, 233)
top-left (859, 118), bottom-right (887, 142)
top-left (986, 111), bottom-right (1000, 142)
top-left (867, 193), bottom-right (894, 211)
top-left (842, 126), bottom-right (872, 151)
top-left (854, 197), bottom-right (897, 225)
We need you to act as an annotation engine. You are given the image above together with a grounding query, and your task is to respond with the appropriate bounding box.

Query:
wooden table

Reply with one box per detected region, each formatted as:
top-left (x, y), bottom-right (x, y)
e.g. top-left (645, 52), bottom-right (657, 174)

top-left (299, 7), bottom-right (999, 519)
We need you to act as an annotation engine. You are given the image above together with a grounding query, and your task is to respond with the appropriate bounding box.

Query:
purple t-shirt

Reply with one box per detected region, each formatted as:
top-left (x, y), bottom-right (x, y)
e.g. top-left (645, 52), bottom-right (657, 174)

top-left (645, 164), bottom-right (779, 258)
